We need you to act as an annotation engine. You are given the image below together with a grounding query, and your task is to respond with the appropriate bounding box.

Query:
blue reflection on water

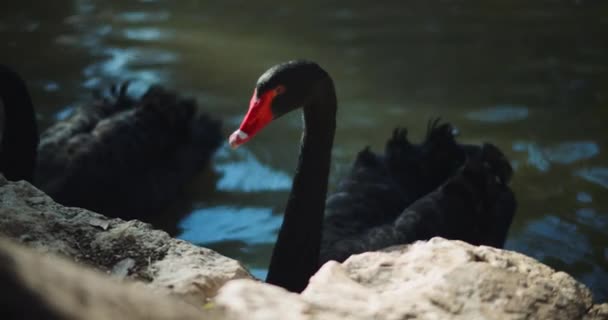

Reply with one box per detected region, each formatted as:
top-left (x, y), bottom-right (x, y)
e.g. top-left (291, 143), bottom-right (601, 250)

top-left (576, 192), bottom-right (593, 203)
top-left (576, 167), bottom-right (608, 189)
top-left (54, 106), bottom-right (75, 121)
top-left (575, 208), bottom-right (608, 229)
top-left (249, 268), bottom-right (268, 280)
top-left (67, 3), bottom-right (177, 95)
top-left (544, 142), bottom-right (600, 164)
top-left (512, 141), bottom-right (600, 172)
top-left (82, 47), bottom-right (176, 95)
top-left (178, 206), bottom-right (281, 245)
top-left (507, 212), bottom-right (608, 302)
top-left (176, 144), bottom-right (293, 279)
top-left (43, 82), bottom-right (60, 92)
top-left (466, 105), bottom-right (529, 123)
top-left (507, 215), bottom-right (591, 265)
top-left (580, 267), bottom-right (608, 303)
top-left (513, 141), bottom-right (551, 171)
top-left (117, 11), bottom-right (170, 23)
top-left (123, 28), bottom-right (172, 41)
top-left (213, 145), bottom-right (292, 192)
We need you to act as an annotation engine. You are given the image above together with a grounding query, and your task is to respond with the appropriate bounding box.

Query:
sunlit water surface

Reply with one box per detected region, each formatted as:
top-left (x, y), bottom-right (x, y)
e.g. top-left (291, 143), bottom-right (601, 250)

top-left (2, 0), bottom-right (607, 300)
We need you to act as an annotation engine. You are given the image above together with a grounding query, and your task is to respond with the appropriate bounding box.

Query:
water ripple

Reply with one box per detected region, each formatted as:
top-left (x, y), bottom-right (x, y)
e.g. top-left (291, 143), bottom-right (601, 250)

top-left (506, 215), bottom-right (591, 265)
top-left (123, 28), bottom-right (173, 41)
top-left (575, 167), bottom-right (608, 189)
top-left (575, 208), bottom-right (608, 229)
top-left (512, 141), bottom-right (600, 172)
top-left (54, 106), bottom-right (76, 121)
top-left (544, 142), bottom-right (600, 164)
top-left (178, 206), bottom-right (281, 245)
top-left (576, 192), bottom-right (593, 203)
top-left (466, 105), bottom-right (529, 123)
top-left (213, 145), bottom-right (292, 192)
top-left (117, 11), bottom-right (170, 23)
top-left (82, 47), bottom-right (176, 95)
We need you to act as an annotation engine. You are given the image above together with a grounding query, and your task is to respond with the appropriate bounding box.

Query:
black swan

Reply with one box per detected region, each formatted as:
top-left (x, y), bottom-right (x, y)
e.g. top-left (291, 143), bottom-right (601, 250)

top-left (0, 64), bottom-right (222, 219)
top-left (229, 60), bottom-right (517, 293)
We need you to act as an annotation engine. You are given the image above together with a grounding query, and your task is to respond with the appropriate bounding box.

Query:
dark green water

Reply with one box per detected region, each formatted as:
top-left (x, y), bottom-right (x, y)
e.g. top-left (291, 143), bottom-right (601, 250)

top-left (2, 0), bottom-right (607, 301)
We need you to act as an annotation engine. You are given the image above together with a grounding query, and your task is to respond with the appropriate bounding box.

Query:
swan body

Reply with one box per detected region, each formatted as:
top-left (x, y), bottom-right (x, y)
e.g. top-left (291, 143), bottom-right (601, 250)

top-left (0, 65), bottom-right (222, 219)
top-left (0, 65), bottom-right (38, 182)
top-left (230, 60), bottom-right (516, 292)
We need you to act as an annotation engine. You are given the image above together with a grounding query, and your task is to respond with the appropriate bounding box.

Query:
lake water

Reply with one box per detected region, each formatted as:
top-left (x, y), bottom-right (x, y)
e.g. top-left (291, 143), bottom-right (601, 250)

top-left (2, 0), bottom-right (607, 301)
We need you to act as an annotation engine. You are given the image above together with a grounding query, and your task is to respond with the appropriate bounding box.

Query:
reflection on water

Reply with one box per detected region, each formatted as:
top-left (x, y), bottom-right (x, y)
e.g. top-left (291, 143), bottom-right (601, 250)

top-left (123, 27), bottom-right (172, 41)
top-left (466, 105), bottom-right (529, 123)
top-left (178, 206), bottom-right (281, 245)
top-left (64, 2), bottom-right (176, 96)
top-left (54, 106), bottom-right (75, 121)
top-left (213, 145), bottom-right (292, 192)
top-left (116, 11), bottom-right (171, 24)
top-left (507, 215), bottom-right (592, 266)
top-left (1, 0), bottom-right (607, 301)
top-left (577, 192), bottom-right (593, 204)
top-left (506, 210), bottom-right (608, 302)
top-left (576, 167), bottom-right (608, 190)
top-left (576, 208), bottom-right (608, 229)
top-left (513, 141), bottom-right (600, 172)
top-left (43, 81), bottom-right (60, 92)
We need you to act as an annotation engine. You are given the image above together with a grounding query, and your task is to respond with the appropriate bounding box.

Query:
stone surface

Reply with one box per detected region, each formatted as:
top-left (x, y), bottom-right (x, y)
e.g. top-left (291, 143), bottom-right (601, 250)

top-left (585, 304), bottom-right (608, 320)
top-left (4, 233), bottom-right (605, 320)
top-left (0, 175), bottom-right (252, 304)
top-left (0, 237), bottom-right (216, 320)
top-left (215, 238), bottom-right (605, 320)
top-left (1, 175), bottom-right (605, 319)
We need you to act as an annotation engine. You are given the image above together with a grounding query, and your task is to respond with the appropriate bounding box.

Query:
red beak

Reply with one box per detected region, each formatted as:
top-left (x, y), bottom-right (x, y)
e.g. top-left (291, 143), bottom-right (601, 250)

top-left (229, 89), bottom-right (276, 149)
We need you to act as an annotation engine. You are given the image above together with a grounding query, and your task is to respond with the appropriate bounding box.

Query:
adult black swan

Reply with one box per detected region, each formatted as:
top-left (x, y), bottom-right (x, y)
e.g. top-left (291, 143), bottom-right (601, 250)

top-left (0, 64), bottom-right (222, 219)
top-left (229, 60), bottom-right (517, 293)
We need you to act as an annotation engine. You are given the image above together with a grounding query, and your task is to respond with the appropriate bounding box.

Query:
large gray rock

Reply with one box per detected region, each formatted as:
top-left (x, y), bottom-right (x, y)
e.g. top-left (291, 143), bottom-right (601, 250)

top-left (215, 238), bottom-right (606, 320)
top-left (1, 175), bottom-right (606, 319)
top-left (3, 234), bottom-right (605, 320)
top-left (586, 304), bottom-right (608, 320)
top-left (0, 175), bottom-right (252, 304)
top-left (0, 237), bottom-right (215, 320)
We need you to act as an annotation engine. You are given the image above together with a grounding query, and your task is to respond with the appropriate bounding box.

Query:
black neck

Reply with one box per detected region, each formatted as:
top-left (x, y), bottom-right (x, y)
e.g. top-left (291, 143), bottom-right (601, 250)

top-left (0, 66), bottom-right (38, 182)
top-left (266, 77), bottom-right (337, 293)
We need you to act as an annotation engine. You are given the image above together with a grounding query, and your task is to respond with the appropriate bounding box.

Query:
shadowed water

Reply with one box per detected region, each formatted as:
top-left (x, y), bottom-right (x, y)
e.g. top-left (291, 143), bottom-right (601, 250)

top-left (1, 0), bottom-right (607, 301)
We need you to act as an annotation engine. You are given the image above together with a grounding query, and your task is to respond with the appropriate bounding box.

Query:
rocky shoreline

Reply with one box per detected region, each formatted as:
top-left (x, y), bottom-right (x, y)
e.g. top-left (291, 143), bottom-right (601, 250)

top-left (0, 175), bottom-right (606, 319)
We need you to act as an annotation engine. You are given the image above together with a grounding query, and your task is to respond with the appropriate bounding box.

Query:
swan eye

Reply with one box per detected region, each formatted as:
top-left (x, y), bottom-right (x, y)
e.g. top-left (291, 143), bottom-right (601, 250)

top-left (274, 85), bottom-right (286, 95)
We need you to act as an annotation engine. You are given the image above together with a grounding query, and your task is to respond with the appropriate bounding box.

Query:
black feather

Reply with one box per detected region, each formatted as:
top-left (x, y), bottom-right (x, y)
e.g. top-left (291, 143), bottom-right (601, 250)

top-left (34, 84), bottom-right (222, 219)
top-left (320, 122), bottom-right (515, 265)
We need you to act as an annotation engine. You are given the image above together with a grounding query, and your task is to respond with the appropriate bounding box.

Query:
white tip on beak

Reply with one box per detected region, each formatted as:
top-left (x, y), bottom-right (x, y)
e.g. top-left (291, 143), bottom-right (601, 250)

top-left (229, 129), bottom-right (249, 149)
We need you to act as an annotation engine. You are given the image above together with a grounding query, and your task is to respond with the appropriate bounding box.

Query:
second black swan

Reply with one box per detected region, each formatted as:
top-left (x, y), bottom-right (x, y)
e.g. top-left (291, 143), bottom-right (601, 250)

top-left (0, 64), bottom-right (222, 219)
top-left (229, 60), bottom-right (517, 293)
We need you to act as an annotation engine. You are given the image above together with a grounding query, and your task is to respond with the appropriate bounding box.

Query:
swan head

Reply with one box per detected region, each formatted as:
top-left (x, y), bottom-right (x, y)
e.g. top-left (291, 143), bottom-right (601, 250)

top-left (229, 60), bottom-right (329, 148)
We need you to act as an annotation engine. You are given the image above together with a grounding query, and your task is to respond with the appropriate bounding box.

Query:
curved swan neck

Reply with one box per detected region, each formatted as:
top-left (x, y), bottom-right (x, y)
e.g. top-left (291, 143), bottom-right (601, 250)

top-left (266, 76), bottom-right (337, 293)
top-left (0, 67), bottom-right (38, 182)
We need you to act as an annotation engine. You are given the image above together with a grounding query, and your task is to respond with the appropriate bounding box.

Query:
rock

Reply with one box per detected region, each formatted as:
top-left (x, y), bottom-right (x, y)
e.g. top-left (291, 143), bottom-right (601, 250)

top-left (585, 304), bottom-right (608, 320)
top-left (215, 238), bottom-right (605, 320)
top-left (0, 175), bottom-right (252, 304)
top-left (2, 175), bottom-right (605, 319)
top-left (0, 237), bottom-right (215, 320)
top-left (112, 257), bottom-right (137, 278)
